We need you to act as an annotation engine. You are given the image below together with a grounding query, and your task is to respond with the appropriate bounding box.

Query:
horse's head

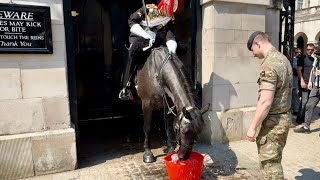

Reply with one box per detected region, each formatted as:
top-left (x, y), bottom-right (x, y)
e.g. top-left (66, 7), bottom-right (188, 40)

top-left (177, 103), bottom-right (210, 160)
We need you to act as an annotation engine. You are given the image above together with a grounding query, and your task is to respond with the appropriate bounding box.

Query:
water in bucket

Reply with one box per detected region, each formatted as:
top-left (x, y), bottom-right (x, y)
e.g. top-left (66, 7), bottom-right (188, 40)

top-left (164, 151), bottom-right (204, 180)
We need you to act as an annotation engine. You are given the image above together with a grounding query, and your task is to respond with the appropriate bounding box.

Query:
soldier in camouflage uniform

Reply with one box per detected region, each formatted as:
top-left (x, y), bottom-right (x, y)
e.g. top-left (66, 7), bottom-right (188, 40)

top-left (246, 31), bottom-right (293, 179)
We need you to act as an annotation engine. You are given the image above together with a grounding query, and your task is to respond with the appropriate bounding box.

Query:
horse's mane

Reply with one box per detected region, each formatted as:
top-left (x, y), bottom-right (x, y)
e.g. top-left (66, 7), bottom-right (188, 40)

top-left (169, 54), bottom-right (204, 133)
top-left (170, 54), bottom-right (198, 107)
top-left (148, 48), bottom-right (202, 134)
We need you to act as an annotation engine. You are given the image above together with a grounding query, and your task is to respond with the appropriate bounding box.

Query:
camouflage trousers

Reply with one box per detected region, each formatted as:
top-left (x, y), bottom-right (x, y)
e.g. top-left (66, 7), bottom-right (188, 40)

top-left (256, 113), bottom-right (291, 180)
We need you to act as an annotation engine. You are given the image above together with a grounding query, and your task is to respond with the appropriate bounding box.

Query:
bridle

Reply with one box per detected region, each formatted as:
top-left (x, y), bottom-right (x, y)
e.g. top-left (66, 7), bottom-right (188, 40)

top-left (174, 106), bottom-right (196, 149)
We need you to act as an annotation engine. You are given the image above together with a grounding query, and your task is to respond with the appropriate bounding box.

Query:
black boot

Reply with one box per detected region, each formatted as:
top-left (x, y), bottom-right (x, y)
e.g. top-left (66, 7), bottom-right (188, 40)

top-left (119, 47), bottom-right (133, 101)
top-left (119, 88), bottom-right (130, 101)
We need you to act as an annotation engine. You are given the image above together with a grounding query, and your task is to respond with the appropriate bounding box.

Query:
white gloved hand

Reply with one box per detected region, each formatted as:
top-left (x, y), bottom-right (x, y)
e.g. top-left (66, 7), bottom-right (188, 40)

top-left (142, 31), bottom-right (156, 51)
top-left (166, 40), bottom-right (177, 54)
top-left (130, 24), bottom-right (152, 40)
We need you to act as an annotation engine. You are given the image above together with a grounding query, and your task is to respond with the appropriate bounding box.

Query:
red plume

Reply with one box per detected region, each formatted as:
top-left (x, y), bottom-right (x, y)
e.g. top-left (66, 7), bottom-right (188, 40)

top-left (158, 0), bottom-right (182, 17)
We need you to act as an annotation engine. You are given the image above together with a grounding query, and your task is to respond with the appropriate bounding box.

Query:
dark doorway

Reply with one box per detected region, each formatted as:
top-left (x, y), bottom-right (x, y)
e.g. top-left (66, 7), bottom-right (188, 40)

top-left (72, 0), bottom-right (141, 121)
top-left (71, 0), bottom-right (146, 166)
top-left (66, 0), bottom-right (195, 167)
top-left (297, 36), bottom-right (305, 52)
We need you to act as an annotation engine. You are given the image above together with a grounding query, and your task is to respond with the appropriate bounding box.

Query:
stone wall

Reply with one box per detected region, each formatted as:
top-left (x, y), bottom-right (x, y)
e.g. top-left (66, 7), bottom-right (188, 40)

top-left (199, 0), bottom-right (280, 144)
top-left (0, 0), bottom-right (76, 179)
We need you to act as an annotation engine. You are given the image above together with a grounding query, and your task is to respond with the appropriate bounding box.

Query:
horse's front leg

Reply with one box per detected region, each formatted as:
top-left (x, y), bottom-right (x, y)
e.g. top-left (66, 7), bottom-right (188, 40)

top-left (166, 114), bottom-right (176, 154)
top-left (142, 101), bottom-right (156, 163)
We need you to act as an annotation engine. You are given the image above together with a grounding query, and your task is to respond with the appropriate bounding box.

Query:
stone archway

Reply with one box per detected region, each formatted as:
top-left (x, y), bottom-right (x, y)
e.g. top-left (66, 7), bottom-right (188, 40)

top-left (315, 31), bottom-right (320, 47)
top-left (294, 32), bottom-right (308, 52)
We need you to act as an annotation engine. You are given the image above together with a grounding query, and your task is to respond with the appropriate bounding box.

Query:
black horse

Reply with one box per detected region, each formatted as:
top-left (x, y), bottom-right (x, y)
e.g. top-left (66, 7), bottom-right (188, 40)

top-left (128, 39), bottom-right (209, 163)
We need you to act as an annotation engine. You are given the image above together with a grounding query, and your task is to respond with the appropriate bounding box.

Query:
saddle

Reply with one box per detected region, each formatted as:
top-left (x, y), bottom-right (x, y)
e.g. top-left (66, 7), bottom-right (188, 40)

top-left (120, 37), bottom-right (188, 101)
top-left (130, 36), bottom-right (188, 65)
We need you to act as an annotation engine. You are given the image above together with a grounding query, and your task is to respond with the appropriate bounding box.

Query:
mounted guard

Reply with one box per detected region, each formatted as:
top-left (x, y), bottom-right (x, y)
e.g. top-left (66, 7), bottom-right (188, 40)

top-left (116, 0), bottom-right (210, 163)
top-left (119, 0), bottom-right (183, 100)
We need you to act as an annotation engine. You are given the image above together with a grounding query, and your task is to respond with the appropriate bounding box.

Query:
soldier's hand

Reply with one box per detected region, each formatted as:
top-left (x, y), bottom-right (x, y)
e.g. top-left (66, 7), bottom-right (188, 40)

top-left (308, 82), bottom-right (313, 90)
top-left (246, 128), bottom-right (256, 142)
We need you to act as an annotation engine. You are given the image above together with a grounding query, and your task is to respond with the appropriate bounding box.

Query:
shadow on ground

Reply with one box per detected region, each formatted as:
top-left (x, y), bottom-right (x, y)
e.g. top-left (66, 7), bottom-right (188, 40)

top-left (194, 72), bottom-right (256, 179)
top-left (78, 109), bottom-right (169, 168)
top-left (195, 144), bottom-right (240, 179)
top-left (295, 168), bottom-right (320, 180)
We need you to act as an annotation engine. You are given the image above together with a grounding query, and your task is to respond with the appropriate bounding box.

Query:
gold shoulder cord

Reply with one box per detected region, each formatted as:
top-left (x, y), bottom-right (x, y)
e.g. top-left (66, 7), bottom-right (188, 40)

top-left (146, 4), bottom-right (156, 9)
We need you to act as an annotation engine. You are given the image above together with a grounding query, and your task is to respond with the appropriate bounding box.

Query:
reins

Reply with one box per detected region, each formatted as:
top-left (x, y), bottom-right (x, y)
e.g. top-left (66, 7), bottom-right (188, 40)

top-left (156, 51), bottom-right (177, 116)
top-left (154, 50), bottom-right (178, 147)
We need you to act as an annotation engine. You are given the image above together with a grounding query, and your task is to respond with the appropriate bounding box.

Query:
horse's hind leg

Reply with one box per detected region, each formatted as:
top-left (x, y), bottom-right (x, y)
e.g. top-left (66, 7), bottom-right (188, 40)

top-left (166, 114), bottom-right (176, 154)
top-left (142, 101), bottom-right (156, 163)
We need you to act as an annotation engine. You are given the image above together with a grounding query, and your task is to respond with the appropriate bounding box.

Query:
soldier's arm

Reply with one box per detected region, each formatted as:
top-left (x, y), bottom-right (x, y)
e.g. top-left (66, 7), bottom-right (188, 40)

top-left (251, 90), bottom-right (274, 129)
top-left (247, 65), bottom-right (276, 142)
top-left (165, 20), bottom-right (176, 41)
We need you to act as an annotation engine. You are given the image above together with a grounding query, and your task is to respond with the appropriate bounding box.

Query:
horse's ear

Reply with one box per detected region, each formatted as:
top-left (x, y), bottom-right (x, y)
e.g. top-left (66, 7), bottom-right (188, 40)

top-left (200, 103), bottom-right (210, 114)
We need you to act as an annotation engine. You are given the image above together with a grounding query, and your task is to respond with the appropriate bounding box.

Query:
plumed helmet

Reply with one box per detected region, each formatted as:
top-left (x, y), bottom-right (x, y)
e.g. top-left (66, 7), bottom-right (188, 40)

top-left (157, 0), bottom-right (182, 17)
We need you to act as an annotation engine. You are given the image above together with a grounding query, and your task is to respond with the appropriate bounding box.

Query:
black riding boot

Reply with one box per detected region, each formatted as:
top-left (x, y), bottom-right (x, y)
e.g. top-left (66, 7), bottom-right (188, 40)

top-left (119, 47), bottom-right (133, 100)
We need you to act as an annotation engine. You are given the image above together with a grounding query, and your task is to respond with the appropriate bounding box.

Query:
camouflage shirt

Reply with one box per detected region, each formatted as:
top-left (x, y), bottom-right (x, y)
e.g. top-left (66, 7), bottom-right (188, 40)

top-left (258, 47), bottom-right (293, 114)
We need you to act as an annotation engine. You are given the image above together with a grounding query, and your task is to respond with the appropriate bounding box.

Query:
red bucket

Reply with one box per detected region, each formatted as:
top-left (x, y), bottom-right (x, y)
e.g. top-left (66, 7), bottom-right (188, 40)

top-left (164, 151), bottom-right (204, 180)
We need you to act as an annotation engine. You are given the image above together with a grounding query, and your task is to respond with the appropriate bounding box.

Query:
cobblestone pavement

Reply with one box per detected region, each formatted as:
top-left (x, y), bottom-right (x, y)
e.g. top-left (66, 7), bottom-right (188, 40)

top-left (229, 119), bottom-right (320, 180)
top-left (22, 143), bottom-right (255, 180)
top-left (22, 115), bottom-right (320, 180)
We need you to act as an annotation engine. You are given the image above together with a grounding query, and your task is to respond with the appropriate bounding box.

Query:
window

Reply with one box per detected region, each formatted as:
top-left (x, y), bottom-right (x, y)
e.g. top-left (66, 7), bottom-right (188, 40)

top-left (297, 0), bottom-right (303, 10)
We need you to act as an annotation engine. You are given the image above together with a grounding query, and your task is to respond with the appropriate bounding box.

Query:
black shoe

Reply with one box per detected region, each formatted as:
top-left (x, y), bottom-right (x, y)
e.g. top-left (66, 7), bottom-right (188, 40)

top-left (293, 126), bottom-right (311, 134)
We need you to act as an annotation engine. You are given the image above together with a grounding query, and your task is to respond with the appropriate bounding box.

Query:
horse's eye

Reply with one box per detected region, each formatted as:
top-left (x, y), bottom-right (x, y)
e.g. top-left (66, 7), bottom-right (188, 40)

top-left (180, 121), bottom-right (191, 133)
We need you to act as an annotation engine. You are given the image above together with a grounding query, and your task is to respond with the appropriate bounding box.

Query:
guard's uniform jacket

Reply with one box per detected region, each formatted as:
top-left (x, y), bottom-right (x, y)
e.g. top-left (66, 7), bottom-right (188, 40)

top-left (128, 5), bottom-right (176, 44)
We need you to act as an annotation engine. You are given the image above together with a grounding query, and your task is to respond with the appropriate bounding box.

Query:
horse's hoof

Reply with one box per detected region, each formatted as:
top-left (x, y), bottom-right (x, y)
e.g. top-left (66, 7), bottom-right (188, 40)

top-left (143, 153), bottom-right (156, 163)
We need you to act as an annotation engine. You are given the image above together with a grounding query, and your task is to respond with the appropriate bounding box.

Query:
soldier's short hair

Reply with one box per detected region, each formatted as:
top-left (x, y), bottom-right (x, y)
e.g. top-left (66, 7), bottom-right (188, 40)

top-left (253, 33), bottom-right (271, 43)
top-left (247, 31), bottom-right (271, 51)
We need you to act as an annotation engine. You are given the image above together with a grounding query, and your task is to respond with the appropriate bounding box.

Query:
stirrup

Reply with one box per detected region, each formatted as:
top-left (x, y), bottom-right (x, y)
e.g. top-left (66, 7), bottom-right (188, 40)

top-left (119, 88), bottom-right (130, 101)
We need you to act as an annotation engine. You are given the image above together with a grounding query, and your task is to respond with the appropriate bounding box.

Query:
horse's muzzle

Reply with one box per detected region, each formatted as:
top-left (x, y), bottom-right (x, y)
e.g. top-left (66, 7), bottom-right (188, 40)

top-left (177, 145), bottom-right (192, 160)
